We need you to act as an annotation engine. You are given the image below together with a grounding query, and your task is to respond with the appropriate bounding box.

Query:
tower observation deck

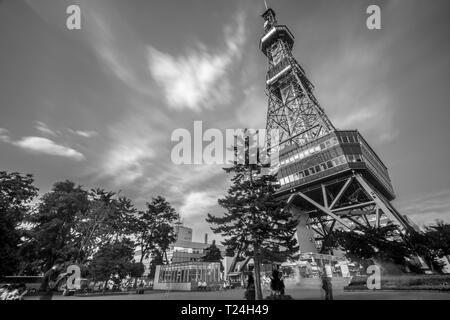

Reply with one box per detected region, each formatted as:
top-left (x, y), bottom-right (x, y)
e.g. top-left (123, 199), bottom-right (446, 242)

top-left (260, 7), bottom-right (413, 254)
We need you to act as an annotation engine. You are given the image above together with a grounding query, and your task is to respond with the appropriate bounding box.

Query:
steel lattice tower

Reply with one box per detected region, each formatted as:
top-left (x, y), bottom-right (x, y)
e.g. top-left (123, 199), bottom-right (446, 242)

top-left (260, 7), bottom-right (415, 256)
top-left (261, 8), bottom-right (334, 148)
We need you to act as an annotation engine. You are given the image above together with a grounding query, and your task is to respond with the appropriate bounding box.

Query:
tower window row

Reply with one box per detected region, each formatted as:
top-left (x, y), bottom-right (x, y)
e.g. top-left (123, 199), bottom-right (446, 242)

top-left (279, 155), bottom-right (347, 186)
top-left (279, 136), bottom-right (339, 167)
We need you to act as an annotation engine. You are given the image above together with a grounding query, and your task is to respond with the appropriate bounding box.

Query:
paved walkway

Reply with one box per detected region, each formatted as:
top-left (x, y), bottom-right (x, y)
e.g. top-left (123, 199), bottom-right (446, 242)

top-left (26, 287), bottom-right (450, 300)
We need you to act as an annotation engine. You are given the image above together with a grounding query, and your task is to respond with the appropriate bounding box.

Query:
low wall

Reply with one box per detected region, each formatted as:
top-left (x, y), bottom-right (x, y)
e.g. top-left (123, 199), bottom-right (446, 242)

top-left (284, 277), bottom-right (351, 290)
top-left (345, 274), bottom-right (450, 291)
top-left (153, 281), bottom-right (193, 291)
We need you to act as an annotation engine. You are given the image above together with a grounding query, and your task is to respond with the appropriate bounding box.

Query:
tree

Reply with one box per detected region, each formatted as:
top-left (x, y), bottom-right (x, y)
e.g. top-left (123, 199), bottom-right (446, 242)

top-left (25, 180), bottom-right (90, 270)
top-left (404, 230), bottom-right (444, 273)
top-left (404, 220), bottom-right (450, 273)
top-left (87, 238), bottom-right (137, 282)
top-left (135, 196), bottom-right (179, 267)
top-left (206, 158), bottom-right (298, 300)
top-left (202, 240), bottom-right (224, 272)
top-left (0, 171), bottom-right (38, 276)
top-left (148, 250), bottom-right (164, 280)
top-left (322, 224), bottom-right (412, 273)
top-left (74, 189), bottom-right (138, 264)
top-left (426, 220), bottom-right (450, 258)
top-left (124, 262), bottom-right (145, 279)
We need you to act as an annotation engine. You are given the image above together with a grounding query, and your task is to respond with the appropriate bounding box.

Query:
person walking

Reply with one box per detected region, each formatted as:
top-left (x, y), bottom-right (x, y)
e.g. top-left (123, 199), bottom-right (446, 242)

top-left (39, 259), bottom-right (66, 300)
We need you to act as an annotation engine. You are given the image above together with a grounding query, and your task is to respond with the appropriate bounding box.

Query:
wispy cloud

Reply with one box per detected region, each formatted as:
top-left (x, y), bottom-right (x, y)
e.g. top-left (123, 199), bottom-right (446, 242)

top-left (90, 107), bottom-right (168, 186)
top-left (148, 12), bottom-right (246, 111)
top-left (180, 190), bottom-right (220, 219)
top-left (35, 121), bottom-right (57, 136)
top-left (11, 136), bottom-right (84, 161)
top-left (79, 1), bottom-right (155, 97)
top-left (397, 189), bottom-right (450, 226)
top-left (68, 129), bottom-right (98, 138)
top-left (0, 128), bottom-right (9, 142)
top-left (1, 125), bottom-right (84, 161)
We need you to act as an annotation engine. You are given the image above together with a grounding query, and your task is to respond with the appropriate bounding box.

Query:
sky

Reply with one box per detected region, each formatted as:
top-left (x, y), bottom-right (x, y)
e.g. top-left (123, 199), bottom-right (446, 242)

top-left (1, 0), bottom-right (450, 243)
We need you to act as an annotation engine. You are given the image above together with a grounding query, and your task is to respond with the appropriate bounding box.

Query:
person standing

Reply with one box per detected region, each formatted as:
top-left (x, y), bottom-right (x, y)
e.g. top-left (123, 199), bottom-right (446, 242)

top-left (245, 272), bottom-right (256, 300)
top-left (39, 259), bottom-right (66, 300)
top-left (321, 267), bottom-right (333, 300)
top-left (270, 265), bottom-right (281, 295)
top-left (279, 273), bottom-right (285, 296)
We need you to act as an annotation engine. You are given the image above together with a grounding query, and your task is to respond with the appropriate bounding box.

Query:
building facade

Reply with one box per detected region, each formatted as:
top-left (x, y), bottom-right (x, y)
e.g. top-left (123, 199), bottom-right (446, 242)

top-left (134, 223), bottom-right (227, 277)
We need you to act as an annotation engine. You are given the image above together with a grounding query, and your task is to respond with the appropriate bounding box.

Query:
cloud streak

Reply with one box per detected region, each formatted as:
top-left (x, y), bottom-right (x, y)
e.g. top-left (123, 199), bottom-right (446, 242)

top-left (397, 189), bottom-right (450, 226)
top-left (0, 125), bottom-right (84, 161)
top-left (35, 121), bottom-right (57, 136)
top-left (68, 129), bottom-right (98, 138)
top-left (148, 12), bottom-right (246, 111)
top-left (12, 136), bottom-right (85, 161)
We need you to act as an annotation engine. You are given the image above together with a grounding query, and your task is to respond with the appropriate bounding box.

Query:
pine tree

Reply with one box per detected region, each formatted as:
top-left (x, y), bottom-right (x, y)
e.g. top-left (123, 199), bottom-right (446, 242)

top-left (202, 240), bottom-right (224, 272)
top-left (206, 148), bottom-right (298, 300)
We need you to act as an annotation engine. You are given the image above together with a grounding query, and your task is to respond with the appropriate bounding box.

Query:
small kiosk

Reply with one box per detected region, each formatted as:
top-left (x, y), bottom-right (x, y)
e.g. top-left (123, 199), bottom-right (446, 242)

top-left (153, 262), bottom-right (222, 291)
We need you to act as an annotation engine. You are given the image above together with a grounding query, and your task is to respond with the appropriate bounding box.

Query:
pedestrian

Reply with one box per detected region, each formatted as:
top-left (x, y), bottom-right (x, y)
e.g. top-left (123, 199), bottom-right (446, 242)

top-left (39, 258), bottom-right (66, 300)
top-left (321, 268), bottom-right (333, 300)
top-left (279, 273), bottom-right (285, 296)
top-left (244, 272), bottom-right (256, 300)
top-left (270, 265), bottom-right (281, 296)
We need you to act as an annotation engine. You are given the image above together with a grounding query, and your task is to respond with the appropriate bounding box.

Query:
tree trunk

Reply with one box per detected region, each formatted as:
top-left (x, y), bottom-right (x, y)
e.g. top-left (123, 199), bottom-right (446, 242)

top-left (254, 255), bottom-right (263, 300)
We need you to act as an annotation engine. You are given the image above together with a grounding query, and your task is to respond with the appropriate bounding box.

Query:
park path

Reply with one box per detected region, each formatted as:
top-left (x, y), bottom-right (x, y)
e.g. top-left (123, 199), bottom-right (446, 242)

top-left (26, 286), bottom-right (450, 300)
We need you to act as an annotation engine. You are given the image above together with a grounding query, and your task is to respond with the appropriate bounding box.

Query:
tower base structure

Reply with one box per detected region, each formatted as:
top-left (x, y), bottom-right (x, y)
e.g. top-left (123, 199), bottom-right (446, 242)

top-left (287, 172), bottom-right (411, 253)
top-left (274, 130), bottom-right (415, 254)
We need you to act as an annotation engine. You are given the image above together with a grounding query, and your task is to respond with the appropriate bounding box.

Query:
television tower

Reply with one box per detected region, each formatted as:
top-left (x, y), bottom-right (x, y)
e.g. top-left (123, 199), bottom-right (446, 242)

top-left (260, 7), bottom-right (414, 255)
